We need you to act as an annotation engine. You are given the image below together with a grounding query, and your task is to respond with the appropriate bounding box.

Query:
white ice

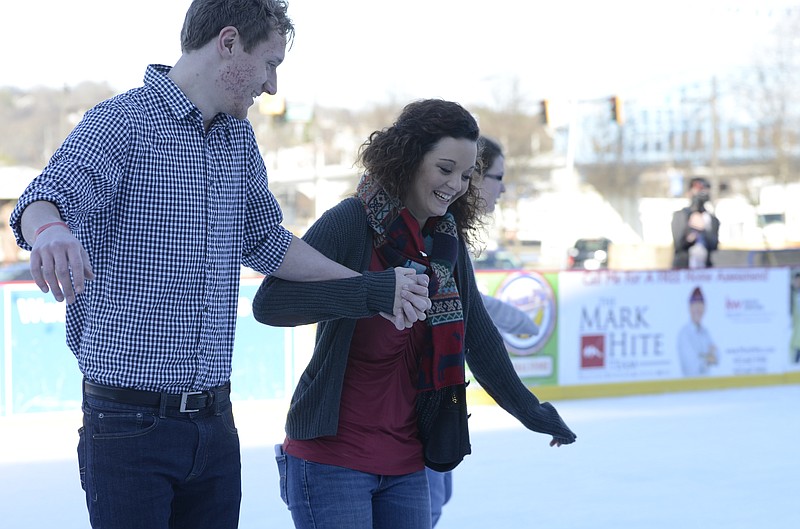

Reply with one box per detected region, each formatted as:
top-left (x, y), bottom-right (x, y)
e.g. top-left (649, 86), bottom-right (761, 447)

top-left (1, 384), bottom-right (798, 529)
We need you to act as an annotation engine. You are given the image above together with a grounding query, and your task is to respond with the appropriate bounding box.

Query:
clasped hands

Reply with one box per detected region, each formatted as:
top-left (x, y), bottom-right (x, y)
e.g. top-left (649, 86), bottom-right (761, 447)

top-left (381, 267), bottom-right (431, 330)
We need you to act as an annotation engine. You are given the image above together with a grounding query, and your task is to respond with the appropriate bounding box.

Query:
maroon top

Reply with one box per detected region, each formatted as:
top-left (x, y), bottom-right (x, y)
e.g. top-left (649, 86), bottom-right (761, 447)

top-left (284, 251), bottom-right (429, 475)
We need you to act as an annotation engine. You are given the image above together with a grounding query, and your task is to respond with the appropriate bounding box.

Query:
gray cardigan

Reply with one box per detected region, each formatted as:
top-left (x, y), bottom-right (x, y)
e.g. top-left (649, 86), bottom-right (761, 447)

top-left (252, 197), bottom-right (576, 444)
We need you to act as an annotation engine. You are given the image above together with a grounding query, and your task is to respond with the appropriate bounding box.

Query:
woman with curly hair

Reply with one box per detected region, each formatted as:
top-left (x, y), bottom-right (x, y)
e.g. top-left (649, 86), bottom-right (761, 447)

top-left (253, 99), bottom-right (577, 529)
top-left (426, 134), bottom-right (544, 527)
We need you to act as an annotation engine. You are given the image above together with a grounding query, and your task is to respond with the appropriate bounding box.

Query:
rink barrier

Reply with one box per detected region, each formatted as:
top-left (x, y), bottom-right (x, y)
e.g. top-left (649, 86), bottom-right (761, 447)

top-left (468, 371), bottom-right (800, 404)
top-left (3, 267), bottom-right (800, 415)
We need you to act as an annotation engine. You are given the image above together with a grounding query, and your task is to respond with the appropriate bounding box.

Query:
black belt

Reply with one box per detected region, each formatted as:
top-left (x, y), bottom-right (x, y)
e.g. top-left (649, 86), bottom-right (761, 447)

top-left (83, 379), bottom-right (230, 413)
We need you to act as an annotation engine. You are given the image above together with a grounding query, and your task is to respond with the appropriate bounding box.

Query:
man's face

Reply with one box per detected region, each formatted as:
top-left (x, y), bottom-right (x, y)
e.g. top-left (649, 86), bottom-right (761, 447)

top-left (691, 182), bottom-right (711, 199)
top-left (218, 30), bottom-right (286, 120)
top-left (690, 300), bottom-right (705, 324)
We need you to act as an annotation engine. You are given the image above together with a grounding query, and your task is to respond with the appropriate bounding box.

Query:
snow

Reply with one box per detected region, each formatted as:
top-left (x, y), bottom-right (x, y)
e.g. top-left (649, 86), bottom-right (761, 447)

top-left (1, 384), bottom-right (798, 529)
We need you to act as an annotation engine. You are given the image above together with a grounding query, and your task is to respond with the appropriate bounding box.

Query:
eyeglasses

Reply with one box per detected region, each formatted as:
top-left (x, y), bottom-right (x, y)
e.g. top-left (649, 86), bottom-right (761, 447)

top-left (483, 173), bottom-right (503, 182)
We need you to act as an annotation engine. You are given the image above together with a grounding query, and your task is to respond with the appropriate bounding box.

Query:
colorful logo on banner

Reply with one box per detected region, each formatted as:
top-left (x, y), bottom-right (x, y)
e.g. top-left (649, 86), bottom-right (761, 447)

top-left (494, 272), bottom-right (556, 356)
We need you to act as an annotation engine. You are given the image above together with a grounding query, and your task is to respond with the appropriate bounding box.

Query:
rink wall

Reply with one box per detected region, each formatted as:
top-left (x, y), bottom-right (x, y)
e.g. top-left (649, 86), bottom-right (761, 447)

top-left (2, 267), bottom-right (800, 416)
top-left (469, 266), bottom-right (800, 403)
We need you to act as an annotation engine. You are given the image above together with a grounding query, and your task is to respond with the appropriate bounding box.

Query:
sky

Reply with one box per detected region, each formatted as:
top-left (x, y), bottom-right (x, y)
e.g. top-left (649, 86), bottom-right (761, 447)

top-left (1, 1), bottom-right (797, 111)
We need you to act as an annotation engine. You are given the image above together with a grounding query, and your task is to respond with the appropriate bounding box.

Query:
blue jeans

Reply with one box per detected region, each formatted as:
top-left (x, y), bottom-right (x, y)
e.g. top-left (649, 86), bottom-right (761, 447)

top-left (276, 447), bottom-right (431, 529)
top-left (78, 394), bottom-right (241, 529)
top-left (425, 468), bottom-right (453, 527)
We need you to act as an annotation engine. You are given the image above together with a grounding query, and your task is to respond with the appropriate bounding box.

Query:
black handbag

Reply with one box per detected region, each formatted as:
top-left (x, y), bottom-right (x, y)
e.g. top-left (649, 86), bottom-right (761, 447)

top-left (416, 382), bottom-right (471, 472)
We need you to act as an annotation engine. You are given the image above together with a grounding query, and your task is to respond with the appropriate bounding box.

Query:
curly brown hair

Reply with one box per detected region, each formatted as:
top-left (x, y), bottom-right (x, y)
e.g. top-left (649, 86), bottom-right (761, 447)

top-left (357, 99), bottom-right (484, 246)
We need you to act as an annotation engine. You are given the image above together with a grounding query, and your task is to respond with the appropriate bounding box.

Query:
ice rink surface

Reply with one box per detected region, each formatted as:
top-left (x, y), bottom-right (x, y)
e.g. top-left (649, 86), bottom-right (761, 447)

top-left (2, 384), bottom-right (798, 529)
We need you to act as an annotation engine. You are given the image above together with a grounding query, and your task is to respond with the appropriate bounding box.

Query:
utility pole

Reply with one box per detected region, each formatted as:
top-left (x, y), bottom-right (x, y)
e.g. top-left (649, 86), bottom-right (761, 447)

top-left (681, 76), bottom-right (721, 197)
top-left (709, 76), bottom-right (720, 197)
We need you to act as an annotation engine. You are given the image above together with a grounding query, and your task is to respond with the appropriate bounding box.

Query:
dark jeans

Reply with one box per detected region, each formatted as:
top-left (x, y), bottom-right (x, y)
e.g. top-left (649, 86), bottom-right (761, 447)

top-left (78, 393), bottom-right (241, 529)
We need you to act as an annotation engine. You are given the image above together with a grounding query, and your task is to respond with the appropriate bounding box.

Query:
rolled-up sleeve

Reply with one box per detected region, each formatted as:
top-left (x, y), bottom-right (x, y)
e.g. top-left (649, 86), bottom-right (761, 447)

top-left (9, 104), bottom-right (127, 250)
top-left (241, 143), bottom-right (293, 276)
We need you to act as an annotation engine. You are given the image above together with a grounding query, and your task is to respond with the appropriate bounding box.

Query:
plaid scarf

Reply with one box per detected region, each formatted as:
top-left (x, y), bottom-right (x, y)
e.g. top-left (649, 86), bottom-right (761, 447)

top-left (356, 174), bottom-right (465, 391)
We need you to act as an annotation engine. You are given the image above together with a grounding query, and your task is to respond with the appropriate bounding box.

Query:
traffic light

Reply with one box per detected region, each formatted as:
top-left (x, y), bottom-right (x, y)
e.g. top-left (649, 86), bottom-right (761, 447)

top-left (539, 99), bottom-right (551, 126)
top-left (610, 95), bottom-right (624, 125)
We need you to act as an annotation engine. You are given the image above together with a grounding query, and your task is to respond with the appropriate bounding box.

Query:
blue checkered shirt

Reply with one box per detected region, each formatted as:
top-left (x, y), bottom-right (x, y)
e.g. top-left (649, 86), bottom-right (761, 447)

top-left (10, 65), bottom-right (293, 392)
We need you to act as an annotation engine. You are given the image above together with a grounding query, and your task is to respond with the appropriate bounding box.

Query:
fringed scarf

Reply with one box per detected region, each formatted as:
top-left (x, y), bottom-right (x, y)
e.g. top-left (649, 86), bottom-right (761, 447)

top-left (356, 173), bottom-right (465, 391)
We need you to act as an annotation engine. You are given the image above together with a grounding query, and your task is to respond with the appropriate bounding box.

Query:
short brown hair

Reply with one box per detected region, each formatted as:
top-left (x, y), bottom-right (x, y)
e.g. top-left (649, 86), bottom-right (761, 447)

top-left (180, 0), bottom-right (294, 53)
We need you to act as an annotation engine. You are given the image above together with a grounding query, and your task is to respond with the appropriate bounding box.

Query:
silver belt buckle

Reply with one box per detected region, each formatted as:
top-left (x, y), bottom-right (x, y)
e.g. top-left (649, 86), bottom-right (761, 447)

top-left (179, 391), bottom-right (203, 413)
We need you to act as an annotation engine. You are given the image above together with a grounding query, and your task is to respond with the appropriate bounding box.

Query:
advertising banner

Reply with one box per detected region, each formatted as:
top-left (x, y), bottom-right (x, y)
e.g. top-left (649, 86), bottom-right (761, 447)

top-left (3, 266), bottom-right (797, 415)
top-left (472, 270), bottom-right (560, 386)
top-left (231, 280), bottom-right (290, 400)
top-left (1, 285), bottom-right (77, 415)
top-left (0, 279), bottom-right (289, 415)
top-left (558, 268), bottom-right (791, 385)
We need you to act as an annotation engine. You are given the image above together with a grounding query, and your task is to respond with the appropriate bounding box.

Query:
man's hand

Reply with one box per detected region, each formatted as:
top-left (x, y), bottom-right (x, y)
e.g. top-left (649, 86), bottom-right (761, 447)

top-left (380, 267), bottom-right (431, 330)
top-left (30, 225), bottom-right (94, 304)
top-left (688, 211), bottom-right (705, 231)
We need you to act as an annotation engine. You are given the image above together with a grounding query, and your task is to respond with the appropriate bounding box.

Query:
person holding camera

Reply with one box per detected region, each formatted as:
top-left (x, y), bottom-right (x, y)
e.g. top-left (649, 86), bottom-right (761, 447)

top-left (671, 177), bottom-right (721, 269)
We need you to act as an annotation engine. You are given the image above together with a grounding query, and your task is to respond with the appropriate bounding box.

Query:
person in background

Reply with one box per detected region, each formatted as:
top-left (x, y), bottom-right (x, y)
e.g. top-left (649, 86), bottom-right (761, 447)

top-left (470, 135), bottom-right (538, 336)
top-left (427, 135), bottom-right (540, 527)
top-left (789, 271), bottom-right (800, 363)
top-left (253, 99), bottom-right (575, 529)
top-left (677, 286), bottom-right (718, 376)
top-left (671, 177), bottom-right (721, 269)
top-left (8, 2), bottom-right (429, 528)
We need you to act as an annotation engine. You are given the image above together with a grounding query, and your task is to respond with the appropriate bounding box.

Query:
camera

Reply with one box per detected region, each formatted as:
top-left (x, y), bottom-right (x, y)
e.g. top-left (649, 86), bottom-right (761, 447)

top-left (691, 190), bottom-right (709, 213)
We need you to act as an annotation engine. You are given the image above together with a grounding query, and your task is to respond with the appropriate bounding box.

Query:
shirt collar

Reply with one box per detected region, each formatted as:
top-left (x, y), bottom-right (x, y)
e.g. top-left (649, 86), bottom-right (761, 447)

top-left (144, 64), bottom-right (234, 129)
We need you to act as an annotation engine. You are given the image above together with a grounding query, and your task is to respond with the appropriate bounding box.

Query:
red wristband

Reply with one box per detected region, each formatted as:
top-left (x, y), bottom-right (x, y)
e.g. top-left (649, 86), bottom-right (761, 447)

top-left (34, 221), bottom-right (70, 239)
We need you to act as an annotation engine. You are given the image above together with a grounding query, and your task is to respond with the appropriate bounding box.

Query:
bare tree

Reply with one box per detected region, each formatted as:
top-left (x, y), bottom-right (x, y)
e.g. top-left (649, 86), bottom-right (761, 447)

top-left (0, 83), bottom-right (114, 168)
top-left (736, 8), bottom-right (800, 183)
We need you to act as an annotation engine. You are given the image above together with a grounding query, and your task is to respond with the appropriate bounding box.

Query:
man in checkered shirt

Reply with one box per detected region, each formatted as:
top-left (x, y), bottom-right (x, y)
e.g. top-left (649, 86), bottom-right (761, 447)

top-left (8, 1), bottom-right (430, 528)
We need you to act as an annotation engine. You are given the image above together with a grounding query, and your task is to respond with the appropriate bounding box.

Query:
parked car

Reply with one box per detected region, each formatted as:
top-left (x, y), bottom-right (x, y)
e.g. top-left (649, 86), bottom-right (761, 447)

top-left (567, 238), bottom-right (611, 270)
top-left (472, 249), bottom-right (523, 270)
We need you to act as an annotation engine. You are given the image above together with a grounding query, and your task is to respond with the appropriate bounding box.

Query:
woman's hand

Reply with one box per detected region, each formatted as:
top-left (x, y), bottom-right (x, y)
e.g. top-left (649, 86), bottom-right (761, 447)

top-left (381, 268), bottom-right (431, 330)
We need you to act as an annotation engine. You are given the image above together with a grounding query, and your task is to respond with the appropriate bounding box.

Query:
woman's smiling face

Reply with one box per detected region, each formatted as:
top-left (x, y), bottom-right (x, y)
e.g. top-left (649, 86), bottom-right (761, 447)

top-left (403, 137), bottom-right (477, 225)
